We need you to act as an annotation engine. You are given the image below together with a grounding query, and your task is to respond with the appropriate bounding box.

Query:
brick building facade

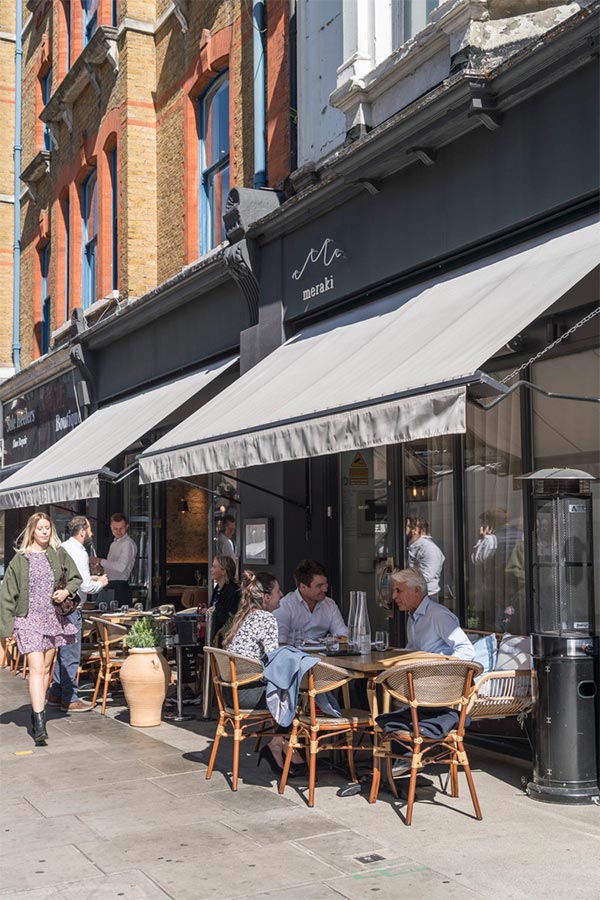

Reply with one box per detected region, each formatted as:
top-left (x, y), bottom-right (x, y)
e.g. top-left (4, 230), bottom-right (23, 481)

top-left (0, 0), bottom-right (16, 382)
top-left (12, 0), bottom-right (290, 368)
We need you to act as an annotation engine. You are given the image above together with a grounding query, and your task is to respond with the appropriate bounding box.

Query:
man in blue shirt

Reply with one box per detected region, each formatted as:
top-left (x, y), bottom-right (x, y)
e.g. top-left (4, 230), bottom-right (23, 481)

top-left (392, 568), bottom-right (474, 661)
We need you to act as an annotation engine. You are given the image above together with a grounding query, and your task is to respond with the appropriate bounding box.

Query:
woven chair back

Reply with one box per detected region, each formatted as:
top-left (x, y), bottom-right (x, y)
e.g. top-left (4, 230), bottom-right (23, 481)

top-left (377, 659), bottom-right (482, 707)
top-left (88, 617), bottom-right (127, 666)
top-left (309, 659), bottom-right (351, 694)
top-left (204, 646), bottom-right (263, 683)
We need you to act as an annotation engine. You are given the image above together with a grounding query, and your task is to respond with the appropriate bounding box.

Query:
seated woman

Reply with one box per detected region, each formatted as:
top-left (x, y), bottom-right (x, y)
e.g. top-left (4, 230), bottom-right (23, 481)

top-left (222, 571), bottom-right (304, 773)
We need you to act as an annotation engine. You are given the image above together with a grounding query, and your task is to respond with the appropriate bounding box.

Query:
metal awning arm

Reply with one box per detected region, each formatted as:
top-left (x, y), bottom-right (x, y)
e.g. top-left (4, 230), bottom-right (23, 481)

top-left (473, 380), bottom-right (600, 411)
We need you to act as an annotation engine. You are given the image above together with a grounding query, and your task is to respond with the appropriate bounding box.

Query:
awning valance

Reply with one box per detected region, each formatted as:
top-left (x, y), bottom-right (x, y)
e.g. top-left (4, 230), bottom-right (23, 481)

top-left (138, 215), bottom-right (599, 483)
top-left (0, 357), bottom-right (237, 510)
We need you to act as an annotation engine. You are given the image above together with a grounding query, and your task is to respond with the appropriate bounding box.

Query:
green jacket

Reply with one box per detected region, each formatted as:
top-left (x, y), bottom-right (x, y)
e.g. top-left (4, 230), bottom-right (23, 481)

top-left (0, 546), bottom-right (82, 638)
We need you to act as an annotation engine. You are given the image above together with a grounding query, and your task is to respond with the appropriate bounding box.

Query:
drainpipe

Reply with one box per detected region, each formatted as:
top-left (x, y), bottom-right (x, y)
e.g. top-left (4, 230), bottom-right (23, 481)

top-left (253, 0), bottom-right (267, 187)
top-left (12, 0), bottom-right (22, 373)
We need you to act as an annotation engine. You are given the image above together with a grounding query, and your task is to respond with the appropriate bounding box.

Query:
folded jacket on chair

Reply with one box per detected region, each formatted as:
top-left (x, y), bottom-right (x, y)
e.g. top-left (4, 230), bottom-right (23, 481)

top-left (376, 707), bottom-right (469, 740)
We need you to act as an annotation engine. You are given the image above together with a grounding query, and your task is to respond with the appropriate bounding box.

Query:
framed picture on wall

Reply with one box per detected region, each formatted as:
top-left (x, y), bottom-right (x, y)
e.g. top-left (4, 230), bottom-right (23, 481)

top-left (242, 517), bottom-right (272, 566)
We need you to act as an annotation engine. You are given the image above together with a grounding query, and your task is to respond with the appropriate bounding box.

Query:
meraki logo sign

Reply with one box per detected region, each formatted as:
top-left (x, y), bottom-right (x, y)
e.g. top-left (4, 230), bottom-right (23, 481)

top-left (292, 238), bottom-right (346, 306)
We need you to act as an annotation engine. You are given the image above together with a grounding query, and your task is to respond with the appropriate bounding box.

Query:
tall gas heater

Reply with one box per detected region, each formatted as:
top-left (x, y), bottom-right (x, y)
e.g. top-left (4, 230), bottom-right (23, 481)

top-left (521, 469), bottom-right (599, 805)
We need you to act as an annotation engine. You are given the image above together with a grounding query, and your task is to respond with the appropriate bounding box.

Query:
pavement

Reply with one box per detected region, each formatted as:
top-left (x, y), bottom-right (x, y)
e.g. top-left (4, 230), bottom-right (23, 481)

top-left (1, 668), bottom-right (599, 900)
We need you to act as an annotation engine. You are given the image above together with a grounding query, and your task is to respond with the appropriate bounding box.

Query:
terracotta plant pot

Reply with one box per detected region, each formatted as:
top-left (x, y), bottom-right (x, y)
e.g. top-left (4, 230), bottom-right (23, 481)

top-left (120, 647), bottom-right (170, 727)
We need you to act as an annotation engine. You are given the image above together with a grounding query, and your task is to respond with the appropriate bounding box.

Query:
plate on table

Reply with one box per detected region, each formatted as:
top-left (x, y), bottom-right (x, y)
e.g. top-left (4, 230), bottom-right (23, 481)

top-left (299, 641), bottom-right (326, 652)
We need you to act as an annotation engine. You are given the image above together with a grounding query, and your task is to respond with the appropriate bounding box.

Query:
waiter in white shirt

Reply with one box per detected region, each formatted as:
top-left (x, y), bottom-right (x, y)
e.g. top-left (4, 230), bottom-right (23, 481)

top-left (47, 516), bottom-right (108, 712)
top-left (91, 513), bottom-right (137, 606)
top-left (274, 559), bottom-right (348, 645)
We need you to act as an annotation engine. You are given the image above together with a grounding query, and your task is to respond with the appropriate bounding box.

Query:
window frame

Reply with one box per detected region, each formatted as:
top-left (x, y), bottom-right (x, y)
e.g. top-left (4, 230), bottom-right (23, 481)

top-left (110, 145), bottom-right (118, 291)
top-left (82, 167), bottom-right (98, 309)
top-left (40, 243), bottom-right (51, 355)
top-left (41, 67), bottom-right (52, 151)
top-left (82, 0), bottom-right (98, 45)
top-left (198, 70), bottom-right (230, 256)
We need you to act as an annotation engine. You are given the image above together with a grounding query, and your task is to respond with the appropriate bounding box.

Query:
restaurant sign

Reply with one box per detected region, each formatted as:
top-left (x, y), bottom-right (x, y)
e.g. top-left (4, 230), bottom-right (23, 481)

top-left (2, 371), bottom-right (80, 467)
top-left (291, 238), bottom-right (346, 308)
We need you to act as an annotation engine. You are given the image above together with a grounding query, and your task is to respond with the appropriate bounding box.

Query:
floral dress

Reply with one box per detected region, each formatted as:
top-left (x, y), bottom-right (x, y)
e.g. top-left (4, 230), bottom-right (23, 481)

top-left (13, 552), bottom-right (78, 654)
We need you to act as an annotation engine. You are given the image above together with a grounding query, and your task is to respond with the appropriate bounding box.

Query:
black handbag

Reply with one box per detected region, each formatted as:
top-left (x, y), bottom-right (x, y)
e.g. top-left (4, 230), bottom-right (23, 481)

top-left (53, 565), bottom-right (79, 617)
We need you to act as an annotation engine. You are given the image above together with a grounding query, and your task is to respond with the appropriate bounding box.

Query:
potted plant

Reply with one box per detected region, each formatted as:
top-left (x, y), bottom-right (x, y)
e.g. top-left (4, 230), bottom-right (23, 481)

top-left (119, 617), bottom-right (170, 727)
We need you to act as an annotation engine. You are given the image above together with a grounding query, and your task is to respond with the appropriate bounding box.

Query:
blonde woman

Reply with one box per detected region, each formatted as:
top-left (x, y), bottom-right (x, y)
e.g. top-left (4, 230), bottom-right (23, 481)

top-left (0, 512), bottom-right (82, 745)
top-left (210, 554), bottom-right (241, 635)
top-left (223, 572), bottom-right (304, 774)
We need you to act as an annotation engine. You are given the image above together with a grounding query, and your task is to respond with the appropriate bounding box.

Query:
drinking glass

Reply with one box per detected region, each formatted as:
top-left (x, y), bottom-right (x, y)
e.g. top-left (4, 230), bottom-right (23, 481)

top-left (324, 634), bottom-right (339, 654)
top-left (134, 602), bottom-right (144, 612)
top-left (98, 600), bottom-right (107, 613)
top-left (120, 604), bottom-right (129, 614)
top-left (358, 633), bottom-right (371, 655)
top-left (109, 600), bottom-right (119, 613)
top-left (290, 628), bottom-right (305, 648)
top-left (374, 630), bottom-right (389, 651)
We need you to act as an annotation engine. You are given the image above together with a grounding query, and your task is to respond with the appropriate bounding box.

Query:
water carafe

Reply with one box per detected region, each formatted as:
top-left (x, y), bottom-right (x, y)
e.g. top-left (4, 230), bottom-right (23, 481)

top-left (354, 591), bottom-right (371, 654)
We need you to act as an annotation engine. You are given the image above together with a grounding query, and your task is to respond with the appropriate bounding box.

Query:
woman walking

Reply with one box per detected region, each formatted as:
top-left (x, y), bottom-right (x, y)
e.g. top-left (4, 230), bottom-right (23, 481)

top-left (0, 512), bottom-right (82, 745)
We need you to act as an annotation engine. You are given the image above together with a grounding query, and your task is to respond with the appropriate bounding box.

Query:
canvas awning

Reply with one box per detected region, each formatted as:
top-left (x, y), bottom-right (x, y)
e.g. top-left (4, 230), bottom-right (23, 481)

top-left (0, 357), bottom-right (237, 509)
top-left (138, 215), bottom-right (599, 483)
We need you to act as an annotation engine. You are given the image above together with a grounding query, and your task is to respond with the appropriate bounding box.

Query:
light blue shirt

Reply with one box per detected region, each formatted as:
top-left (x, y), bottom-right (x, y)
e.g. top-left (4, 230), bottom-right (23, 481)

top-left (405, 596), bottom-right (474, 660)
top-left (273, 590), bottom-right (348, 644)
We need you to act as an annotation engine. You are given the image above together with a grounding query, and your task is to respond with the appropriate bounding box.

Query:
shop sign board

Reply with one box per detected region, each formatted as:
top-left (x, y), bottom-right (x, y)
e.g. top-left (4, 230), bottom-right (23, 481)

top-left (2, 371), bottom-right (80, 467)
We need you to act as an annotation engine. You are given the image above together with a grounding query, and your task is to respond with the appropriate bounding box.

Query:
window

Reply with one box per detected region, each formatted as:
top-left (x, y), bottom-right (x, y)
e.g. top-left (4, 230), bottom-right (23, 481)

top-left (41, 67), bottom-right (52, 150)
top-left (199, 72), bottom-right (230, 254)
top-left (82, 0), bottom-right (98, 45)
top-left (110, 145), bottom-right (118, 290)
top-left (62, 194), bottom-right (70, 319)
top-left (82, 168), bottom-right (97, 308)
top-left (40, 244), bottom-right (51, 354)
top-left (392, 0), bottom-right (440, 47)
top-left (464, 376), bottom-right (525, 633)
top-left (65, 0), bottom-right (71, 71)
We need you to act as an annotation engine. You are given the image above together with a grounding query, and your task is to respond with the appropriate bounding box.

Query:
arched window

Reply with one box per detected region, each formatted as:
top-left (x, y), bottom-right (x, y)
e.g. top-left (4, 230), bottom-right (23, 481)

top-left (40, 243), bottom-right (51, 355)
top-left (82, 168), bottom-right (97, 308)
top-left (199, 72), bottom-right (229, 255)
top-left (110, 144), bottom-right (118, 290)
top-left (41, 67), bottom-right (52, 150)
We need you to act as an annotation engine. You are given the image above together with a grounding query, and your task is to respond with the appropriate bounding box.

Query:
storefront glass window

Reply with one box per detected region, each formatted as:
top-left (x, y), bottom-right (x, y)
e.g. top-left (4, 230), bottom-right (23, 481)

top-left (212, 472), bottom-right (240, 572)
top-left (340, 447), bottom-right (390, 633)
top-left (404, 435), bottom-right (456, 613)
top-left (465, 379), bottom-right (524, 633)
top-left (122, 460), bottom-right (151, 605)
top-left (532, 349), bottom-right (600, 625)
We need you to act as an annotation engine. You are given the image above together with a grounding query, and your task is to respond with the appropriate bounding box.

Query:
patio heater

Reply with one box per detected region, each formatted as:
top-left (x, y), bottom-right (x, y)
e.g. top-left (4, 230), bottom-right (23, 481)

top-left (519, 469), bottom-right (599, 805)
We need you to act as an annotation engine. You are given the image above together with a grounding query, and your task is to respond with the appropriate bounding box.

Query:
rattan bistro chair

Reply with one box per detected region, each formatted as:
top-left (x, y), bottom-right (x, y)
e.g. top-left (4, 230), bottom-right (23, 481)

top-left (279, 660), bottom-right (373, 808)
top-left (204, 647), bottom-right (277, 791)
top-left (89, 617), bottom-right (128, 714)
top-left (369, 658), bottom-right (483, 825)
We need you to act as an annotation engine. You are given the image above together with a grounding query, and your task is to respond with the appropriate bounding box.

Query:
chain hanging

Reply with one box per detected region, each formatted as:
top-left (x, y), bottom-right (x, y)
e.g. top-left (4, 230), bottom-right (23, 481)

top-left (501, 306), bottom-right (600, 384)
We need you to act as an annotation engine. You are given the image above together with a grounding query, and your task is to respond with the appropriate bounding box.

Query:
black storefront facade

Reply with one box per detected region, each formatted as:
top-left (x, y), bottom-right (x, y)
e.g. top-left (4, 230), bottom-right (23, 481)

top-left (136, 7), bottom-right (599, 763)
top-left (1, 4), bottom-right (598, 770)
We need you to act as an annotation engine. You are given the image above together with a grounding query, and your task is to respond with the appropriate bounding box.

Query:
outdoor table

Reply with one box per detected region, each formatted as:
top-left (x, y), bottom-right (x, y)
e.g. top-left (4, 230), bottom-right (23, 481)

top-left (313, 648), bottom-right (443, 717)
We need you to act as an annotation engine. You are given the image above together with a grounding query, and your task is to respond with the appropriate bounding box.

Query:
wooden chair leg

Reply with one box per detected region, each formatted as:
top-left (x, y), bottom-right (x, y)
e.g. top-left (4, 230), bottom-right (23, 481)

top-left (12, 650), bottom-right (21, 675)
top-left (369, 752), bottom-right (381, 803)
top-left (21, 653), bottom-right (28, 679)
top-left (232, 725), bottom-right (241, 791)
top-left (308, 729), bottom-right (318, 808)
top-left (405, 764), bottom-right (418, 826)
top-left (346, 735), bottom-right (358, 784)
top-left (385, 755), bottom-right (399, 800)
top-left (101, 670), bottom-right (111, 714)
top-left (462, 758), bottom-right (483, 820)
top-left (91, 666), bottom-right (103, 708)
top-left (206, 716), bottom-right (224, 781)
top-left (279, 734), bottom-right (295, 795)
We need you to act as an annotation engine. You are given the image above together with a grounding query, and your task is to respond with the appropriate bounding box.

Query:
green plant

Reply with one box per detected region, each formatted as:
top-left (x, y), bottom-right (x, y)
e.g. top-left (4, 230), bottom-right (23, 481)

top-left (125, 617), bottom-right (165, 650)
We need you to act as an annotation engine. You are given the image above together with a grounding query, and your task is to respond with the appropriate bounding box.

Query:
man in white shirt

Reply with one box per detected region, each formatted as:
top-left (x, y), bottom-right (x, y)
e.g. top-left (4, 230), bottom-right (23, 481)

top-left (216, 513), bottom-right (236, 559)
top-left (47, 516), bottom-right (108, 712)
top-left (91, 512), bottom-right (137, 606)
top-left (406, 518), bottom-right (445, 600)
top-left (274, 559), bottom-right (348, 645)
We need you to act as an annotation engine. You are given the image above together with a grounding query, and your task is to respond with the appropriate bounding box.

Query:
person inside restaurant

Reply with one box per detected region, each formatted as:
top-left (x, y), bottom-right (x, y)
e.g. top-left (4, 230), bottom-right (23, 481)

top-left (391, 567), bottom-right (474, 660)
top-left (90, 513), bottom-right (137, 606)
top-left (210, 554), bottom-right (241, 638)
top-left (406, 517), bottom-right (445, 601)
top-left (274, 559), bottom-right (348, 646)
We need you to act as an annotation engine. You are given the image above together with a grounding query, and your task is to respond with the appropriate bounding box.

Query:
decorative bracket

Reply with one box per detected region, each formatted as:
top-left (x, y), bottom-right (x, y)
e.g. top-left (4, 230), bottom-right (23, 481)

top-left (60, 102), bottom-right (73, 134)
top-left (468, 81), bottom-right (502, 131)
top-left (408, 147), bottom-right (437, 166)
top-left (173, 0), bottom-right (189, 33)
top-left (85, 61), bottom-right (102, 99)
top-left (223, 241), bottom-right (259, 326)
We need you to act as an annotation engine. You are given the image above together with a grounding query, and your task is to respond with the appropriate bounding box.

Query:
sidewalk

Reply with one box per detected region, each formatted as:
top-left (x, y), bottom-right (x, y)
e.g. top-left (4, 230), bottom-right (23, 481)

top-left (1, 668), bottom-right (598, 900)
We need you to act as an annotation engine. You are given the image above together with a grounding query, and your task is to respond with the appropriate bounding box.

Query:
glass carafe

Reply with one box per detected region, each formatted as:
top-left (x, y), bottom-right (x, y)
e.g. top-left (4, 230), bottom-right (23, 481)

top-left (354, 591), bottom-right (371, 654)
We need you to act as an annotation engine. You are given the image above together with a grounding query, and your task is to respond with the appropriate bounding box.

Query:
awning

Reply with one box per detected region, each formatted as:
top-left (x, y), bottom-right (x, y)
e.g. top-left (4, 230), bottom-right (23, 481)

top-left (138, 215), bottom-right (599, 483)
top-left (0, 357), bottom-right (237, 509)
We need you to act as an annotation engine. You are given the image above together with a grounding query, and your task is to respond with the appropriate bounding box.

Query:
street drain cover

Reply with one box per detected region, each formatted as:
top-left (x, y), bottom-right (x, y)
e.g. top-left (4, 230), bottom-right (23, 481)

top-left (355, 854), bottom-right (385, 864)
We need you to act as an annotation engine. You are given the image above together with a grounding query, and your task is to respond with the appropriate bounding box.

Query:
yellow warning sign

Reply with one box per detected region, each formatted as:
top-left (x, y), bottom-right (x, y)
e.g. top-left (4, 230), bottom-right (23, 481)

top-left (349, 452), bottom-right (369, 485)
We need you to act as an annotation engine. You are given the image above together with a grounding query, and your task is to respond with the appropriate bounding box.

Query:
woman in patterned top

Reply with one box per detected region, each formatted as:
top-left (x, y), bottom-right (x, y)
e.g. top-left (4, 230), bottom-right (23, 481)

top-left (223, 572), bottom-right (304, 773)
top-left (0, 512), bottom-right (81, 745)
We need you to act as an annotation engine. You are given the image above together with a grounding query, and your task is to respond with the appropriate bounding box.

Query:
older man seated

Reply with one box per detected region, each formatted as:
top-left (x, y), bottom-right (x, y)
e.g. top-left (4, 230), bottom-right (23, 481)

top-left (274, 559), bottom-right (348, 645)
top-left (392, 567), bottom-right (474, 661)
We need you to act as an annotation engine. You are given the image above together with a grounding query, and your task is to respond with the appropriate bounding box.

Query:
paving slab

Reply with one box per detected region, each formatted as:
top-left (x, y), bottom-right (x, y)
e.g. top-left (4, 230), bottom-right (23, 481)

top-left (0, 844), bottom-right (101, 895)
top-left (324, 861), bottom-right (487, 900)
top-left (0, 815), bottom-right (99, 861)
top-left (222, 806), bottom-right (346, 846)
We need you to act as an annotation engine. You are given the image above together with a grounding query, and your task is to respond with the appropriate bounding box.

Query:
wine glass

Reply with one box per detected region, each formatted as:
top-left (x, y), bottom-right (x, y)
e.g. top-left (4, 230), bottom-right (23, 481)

top-left (194, 569), bottom-right (201, 587)
top-left (98, 600), bottom-right (107, 613)
top-left (374, 630), bottom-right (389, 651)
top-left (134, 602), bottom-right (144, 612)
top-left (109, 600), bottom-right (118, 613)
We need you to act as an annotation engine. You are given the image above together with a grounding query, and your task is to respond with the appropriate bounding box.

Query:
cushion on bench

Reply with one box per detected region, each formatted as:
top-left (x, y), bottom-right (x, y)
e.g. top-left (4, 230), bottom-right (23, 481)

top-left (470, 633), bottom-right (497, 674)
top-left (495, 633), bottom-right (531, 671)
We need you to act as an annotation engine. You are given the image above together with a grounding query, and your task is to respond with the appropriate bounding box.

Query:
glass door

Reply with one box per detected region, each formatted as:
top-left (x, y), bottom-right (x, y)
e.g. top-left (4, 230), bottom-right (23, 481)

top-left (340, 446), bottom-right (392, 634)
